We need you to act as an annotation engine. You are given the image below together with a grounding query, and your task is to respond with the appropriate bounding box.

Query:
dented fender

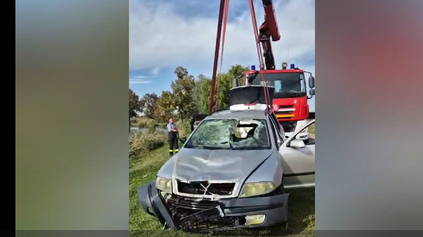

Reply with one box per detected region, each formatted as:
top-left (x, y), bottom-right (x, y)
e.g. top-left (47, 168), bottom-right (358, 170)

top-left (137, 181), bottom-right (178, 230)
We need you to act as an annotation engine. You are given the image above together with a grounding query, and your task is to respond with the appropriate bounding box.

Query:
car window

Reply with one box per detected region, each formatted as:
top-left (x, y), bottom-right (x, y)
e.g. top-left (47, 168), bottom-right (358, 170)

top-left (184, 118), bottom-right (271, 150)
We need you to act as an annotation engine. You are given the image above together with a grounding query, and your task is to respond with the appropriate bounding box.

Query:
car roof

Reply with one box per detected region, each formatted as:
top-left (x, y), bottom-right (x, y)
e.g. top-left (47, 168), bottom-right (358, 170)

top-left (205, 109), bottom-right (269, 120)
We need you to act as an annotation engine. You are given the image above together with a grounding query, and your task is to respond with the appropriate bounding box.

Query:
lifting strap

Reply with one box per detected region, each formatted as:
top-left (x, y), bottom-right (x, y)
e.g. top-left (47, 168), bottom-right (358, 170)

top-left (210, 0), bottom-right (271, 114)
top-left (248, 0), bottom-right (270, 114)
top-left (209, 0), bottom-right (227, 115)
top-left (215, 0), bottom-right (230, 111)
top-left (248, 0), bottom-right (264, 70)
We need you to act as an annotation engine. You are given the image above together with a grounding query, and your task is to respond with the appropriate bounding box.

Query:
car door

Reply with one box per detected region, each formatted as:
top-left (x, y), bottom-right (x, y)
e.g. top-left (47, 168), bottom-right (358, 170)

top-left (279, 119), bottom-right (315, 188)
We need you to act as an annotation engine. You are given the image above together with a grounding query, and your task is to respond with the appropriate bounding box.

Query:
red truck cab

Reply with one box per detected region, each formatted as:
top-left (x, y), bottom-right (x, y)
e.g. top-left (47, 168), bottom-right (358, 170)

top-left (243, 65), bottom-right (312, 121)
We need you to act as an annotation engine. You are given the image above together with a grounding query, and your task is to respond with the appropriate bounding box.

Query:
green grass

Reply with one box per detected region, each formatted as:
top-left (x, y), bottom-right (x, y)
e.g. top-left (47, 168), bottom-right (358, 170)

top-left (129, 145), bottom-right (315, 236)
top-left (308, 124), bottom-right (315, 135)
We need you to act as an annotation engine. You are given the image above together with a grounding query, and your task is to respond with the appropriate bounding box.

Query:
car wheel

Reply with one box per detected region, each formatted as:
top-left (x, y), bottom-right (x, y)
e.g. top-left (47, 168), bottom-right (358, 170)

top-left (284, 222), bottom-right (288, 231)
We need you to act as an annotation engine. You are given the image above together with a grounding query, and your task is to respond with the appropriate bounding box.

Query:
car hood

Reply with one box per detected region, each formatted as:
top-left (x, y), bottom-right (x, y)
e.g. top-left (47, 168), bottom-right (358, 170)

top-left (172, 148), bottom-right (273, 184)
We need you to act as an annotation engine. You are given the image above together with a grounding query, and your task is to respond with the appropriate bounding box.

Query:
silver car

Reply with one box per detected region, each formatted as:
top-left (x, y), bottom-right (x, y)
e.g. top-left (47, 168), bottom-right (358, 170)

top-left (137, 108), bottom-right (315, 232)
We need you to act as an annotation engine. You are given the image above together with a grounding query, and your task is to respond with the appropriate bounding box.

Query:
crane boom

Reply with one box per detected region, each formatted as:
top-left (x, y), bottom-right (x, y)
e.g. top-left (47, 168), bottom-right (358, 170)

top-left (258, 0), bottom-right (280, 70)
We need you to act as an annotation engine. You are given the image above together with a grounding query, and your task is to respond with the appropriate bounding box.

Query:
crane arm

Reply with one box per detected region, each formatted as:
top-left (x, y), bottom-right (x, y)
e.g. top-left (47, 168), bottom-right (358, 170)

top-left (258, 0), bottom-right (280, 70)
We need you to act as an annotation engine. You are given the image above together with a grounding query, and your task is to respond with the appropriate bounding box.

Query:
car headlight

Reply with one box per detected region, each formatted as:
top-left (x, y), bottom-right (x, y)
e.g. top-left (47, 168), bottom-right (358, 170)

top-left (156, 176), bottom-right (172, 193)
top-left (239, 182), bottom-right (276, 197)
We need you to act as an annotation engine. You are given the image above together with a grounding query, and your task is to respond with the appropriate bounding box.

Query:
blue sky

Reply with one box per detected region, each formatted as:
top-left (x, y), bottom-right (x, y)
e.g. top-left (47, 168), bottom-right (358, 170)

top-left (129, 0), bottom-right (315, 111)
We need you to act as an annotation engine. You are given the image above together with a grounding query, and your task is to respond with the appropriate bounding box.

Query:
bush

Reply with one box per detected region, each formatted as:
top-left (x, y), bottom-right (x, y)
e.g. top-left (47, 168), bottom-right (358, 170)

top-left (136, 117), bottom-right (155, 128)
top-left (129, 133), bottom-right (166, 158)
top-left (137, 120), bottom-right (148, 128)
top-left (175, 119), bottom-right (191, 137)
top-left (158, 122), bottom-right (167, 129)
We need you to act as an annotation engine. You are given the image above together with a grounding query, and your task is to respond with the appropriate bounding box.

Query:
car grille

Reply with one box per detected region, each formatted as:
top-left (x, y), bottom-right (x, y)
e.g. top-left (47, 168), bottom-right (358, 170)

top-left (275, 105), bottom-right (294, 113)
top-left (275, 105), bottom-right (295, 120)
top-left (166, 196), bottom-right (245, 232)
top-left (277, 105), bottom-right (294, 109)
top-left (176, 181), bottom-right (235, 196)
top-left (167, 196), bottom-right (219, 211)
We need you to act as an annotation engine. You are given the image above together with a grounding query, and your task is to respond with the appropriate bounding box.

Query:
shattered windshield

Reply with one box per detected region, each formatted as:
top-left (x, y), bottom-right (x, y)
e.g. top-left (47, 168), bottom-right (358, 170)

top-left (184, 118), bottom-right (271, 150)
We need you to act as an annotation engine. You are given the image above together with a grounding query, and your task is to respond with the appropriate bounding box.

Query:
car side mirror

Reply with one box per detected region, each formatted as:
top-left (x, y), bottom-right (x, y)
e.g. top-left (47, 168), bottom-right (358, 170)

top-left (309, 76), bottom-right (315, 88)
top-left (289, 139), bottom-right (305, 148)
top-left (309, 88), bottom-right (315, 96)
top-left (180, 137), bottom-right (187, 143)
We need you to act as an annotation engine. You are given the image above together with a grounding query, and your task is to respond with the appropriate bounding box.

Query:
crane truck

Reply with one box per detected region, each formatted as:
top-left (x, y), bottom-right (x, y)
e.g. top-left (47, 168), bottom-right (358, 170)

top-left (234, 0), bottom-right (316, 142)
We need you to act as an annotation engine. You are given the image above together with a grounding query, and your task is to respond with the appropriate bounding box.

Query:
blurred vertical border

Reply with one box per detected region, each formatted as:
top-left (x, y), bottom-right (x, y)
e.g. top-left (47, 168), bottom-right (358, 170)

top-left (16, 0), bottom-right (129, 231)
top-left (316, 0), bottom-right (423, 231)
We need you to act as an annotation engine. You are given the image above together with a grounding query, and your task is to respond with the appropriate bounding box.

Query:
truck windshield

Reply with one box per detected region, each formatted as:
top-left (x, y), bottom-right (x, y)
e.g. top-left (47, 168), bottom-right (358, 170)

top-left (251, 72), bottom-right (306, 98)
top-left (184, 119), bottom-right (271, 150)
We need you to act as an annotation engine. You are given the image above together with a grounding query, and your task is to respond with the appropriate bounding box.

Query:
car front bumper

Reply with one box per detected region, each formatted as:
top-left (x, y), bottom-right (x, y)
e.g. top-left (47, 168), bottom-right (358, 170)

top-left (137, 181), bottom-right (289, 232)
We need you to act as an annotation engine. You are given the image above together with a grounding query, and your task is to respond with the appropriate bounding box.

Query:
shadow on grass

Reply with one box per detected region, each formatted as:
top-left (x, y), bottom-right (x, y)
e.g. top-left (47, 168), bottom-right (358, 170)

top-left (266, 188), bottom-right (315, 236)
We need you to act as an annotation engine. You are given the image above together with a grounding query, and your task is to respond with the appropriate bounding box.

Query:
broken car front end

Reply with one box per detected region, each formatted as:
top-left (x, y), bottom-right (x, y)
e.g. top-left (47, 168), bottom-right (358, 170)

top-left (137, 178), bottom-right (289, 233)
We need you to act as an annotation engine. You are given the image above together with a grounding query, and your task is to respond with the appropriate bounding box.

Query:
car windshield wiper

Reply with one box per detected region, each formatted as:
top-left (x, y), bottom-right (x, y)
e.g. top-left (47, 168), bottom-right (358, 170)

top-left (201, 145), bottom-right (230, 150)
top-left (220, 141), bottom-right (233, 149)
top-left (232, 145), bottom-right (269, 150)
top-left (183, 144), bottom-right (196, 148)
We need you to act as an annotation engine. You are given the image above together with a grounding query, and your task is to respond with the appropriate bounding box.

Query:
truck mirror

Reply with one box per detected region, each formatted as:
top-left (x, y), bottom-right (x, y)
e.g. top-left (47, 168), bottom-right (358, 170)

top-left (309, 88), bottom-right (315, 96)
top-left (309, 76), bottom-right (315, 88)
top-left (233, 78), bottom-right (238, 87)
top-left (247, 70), bottom-right (259, 85)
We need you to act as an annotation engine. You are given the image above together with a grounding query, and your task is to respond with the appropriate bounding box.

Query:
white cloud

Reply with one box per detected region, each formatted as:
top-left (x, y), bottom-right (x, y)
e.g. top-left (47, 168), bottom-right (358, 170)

top-left (130, 80), bottom-right (151, 84)
top-left (130, 69), bottom-right (160, 84)
top-left (129, 75), bottom-right (152, 84)
top-left (129, 0), bottom-right (315, 76)
top-left (151, 67), bottom-right (160, 77)
top-left (132, 75), bottom-right (149, 79)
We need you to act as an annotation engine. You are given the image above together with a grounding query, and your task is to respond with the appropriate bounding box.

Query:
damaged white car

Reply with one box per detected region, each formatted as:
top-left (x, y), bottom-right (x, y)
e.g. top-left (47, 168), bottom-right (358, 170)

top-left (137, 106), bottom-right (315, 233)
top-left (137, 85), bottom-right (315, 232)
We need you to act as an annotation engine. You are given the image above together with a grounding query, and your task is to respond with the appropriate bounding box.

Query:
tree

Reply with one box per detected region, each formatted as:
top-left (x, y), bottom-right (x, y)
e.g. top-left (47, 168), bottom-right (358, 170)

top-left (227, 64), bottom-right (250, 86)
top-left (171, 66), bottom-right (196, 121)
top-left (129, 89), bottom-right (140, 117)
top-left (215, 73), bottom-right (232, 110)
top-left (199, 65), bottom-right (250, 113)
top-left (138, 93), bottom-right (159, 119)
top-left (174, 66), bottom-right (189, 80)
top-left (193, 74), bottom-right (210, 114)
top-left (157, 90), bottom-right (175, 122)
top-left (199, 77), bottom-right (212, 114)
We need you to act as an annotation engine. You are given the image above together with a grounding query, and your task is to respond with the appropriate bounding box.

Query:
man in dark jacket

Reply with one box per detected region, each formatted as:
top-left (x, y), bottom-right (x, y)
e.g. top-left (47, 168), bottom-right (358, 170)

top-left (167, 117), bottom-right (179, 157)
